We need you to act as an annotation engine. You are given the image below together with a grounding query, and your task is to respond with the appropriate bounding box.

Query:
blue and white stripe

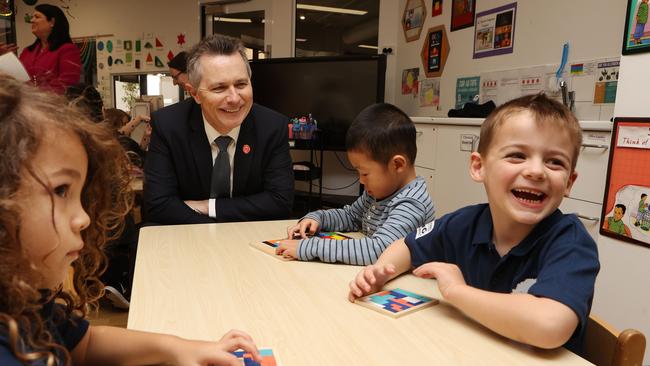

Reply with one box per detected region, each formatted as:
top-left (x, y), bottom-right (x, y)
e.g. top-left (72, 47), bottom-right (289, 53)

top-left (297, 176), bottom-right (435, 265)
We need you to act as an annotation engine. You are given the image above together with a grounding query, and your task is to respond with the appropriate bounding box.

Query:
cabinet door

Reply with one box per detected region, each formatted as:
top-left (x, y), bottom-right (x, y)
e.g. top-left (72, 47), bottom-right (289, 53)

top-left (415, 166), bottom-right (435, 204)
top-left (414, 124), bottom-right (437, 170)
top-left (433, 125), bottom-right (487, 216)
top-left (560, 197), bottom-right (602, 241)
top-left (570, 131), bottom-right (611, 204)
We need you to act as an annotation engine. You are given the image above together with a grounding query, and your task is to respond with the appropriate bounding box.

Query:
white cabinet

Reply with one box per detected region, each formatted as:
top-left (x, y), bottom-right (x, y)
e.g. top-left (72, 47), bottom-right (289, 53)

top-left (570, 131), bottom-right (611, 204)
top-left (414, 124), bottom-right (437, 169)
top-left (415, 166), bottom-right (435, 204)
top-left (412, 119), bottom-right (611, 222)
top-left (429, 124), bottom-right (486, 216)
top-left (559, 197), bottom-right (602, 241)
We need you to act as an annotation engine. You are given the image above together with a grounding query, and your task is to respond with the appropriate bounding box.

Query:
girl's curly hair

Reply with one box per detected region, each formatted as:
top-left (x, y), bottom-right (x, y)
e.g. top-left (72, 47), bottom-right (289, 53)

top-left (0, 75), bottom-right (133, 365)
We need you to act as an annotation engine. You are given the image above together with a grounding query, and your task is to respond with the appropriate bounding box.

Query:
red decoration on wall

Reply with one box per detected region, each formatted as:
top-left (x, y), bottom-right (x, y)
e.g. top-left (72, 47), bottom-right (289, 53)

top-left (177, 33), bottom-right (186, 46)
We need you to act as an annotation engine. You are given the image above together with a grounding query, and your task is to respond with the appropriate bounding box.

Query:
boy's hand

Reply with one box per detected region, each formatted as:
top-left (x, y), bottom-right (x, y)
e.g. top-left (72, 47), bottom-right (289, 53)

top-left (172, 329), bottom-right (261, 366)
top-left (287, 218), bottom-right (320, 239)
top-left (348, 264), bottom-right (396, 302)
top-left (275, 239), bottom-right (299, 259)
top-left (412, 262), bottom-right (466, 299)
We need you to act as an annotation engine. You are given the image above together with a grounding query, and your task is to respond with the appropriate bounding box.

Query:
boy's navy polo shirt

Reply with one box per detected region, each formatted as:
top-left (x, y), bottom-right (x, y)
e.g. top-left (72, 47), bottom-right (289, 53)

top-left (0, 300), bottom-right (89, 365)
top-left (405, 203), bottom-right (600, 353)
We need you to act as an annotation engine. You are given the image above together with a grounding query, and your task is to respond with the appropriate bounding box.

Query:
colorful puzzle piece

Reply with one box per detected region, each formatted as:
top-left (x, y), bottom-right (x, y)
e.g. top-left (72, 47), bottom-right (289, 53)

top-left (316, 231), bottom-right (352, 240)
top-left (232, 348), bottom-right (278, 366)
top-left (355, 288), bottom-right (438, 318)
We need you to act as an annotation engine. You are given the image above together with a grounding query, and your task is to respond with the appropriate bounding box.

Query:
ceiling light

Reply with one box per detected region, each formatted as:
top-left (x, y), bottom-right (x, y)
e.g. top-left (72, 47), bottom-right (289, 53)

top-left (296, 38), bottom-right (308, 42)
top-left (214, 17), bottom-right (252, 23)
top-left (296, 4), bottom-right (367, 15)
top-left (358, 44), bottom-right (378, 49)
top-left (299, 15), bottom-right (306, 20)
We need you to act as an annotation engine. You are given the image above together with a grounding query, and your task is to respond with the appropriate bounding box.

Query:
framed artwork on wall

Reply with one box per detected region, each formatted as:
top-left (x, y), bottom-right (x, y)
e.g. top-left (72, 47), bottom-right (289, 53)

top-left (473, 2), bottom-right (517, 59)
top-left (403, 0), bottom-right (426, 42)
top-left (420, 25), bottom-right (449, 78)
top-left (600, 117), bottom-right (650, 248)
top-left (450, 0), bottom-right (475, 31)
top-left (622, 0), bottom-right (650, 55)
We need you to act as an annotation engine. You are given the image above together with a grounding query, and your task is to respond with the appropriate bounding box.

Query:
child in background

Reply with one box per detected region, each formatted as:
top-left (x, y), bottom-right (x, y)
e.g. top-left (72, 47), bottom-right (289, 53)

top-left (103, 107), bottom-right (149, 167)
top-left (603, 203), bottom-right (632, 236)
top-left (276, 103), bottom-right (435, 265)
top-left (349, 94), bottom-right (599, 353)
top-left (0, 76), bottom-right (260, 365)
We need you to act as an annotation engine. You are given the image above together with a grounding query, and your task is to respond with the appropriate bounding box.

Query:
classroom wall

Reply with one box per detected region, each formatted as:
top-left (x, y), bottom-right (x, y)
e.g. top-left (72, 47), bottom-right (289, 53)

top-left (392, 0), bottom-right (627, 121)
top-left (15, 0), bottom-right (201, 107)
top-left (602, 54), bottom-right (650, 365)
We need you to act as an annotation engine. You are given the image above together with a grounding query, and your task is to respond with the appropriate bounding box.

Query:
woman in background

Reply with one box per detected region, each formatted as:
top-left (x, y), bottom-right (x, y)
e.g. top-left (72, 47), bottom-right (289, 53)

top-left (18, 4), bottom-right (81, 93)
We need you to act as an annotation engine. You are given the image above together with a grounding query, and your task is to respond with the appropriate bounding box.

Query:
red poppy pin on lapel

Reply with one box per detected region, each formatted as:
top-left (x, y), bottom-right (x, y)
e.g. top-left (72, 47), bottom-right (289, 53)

top-left (243, 144), bottom-right (251, 154)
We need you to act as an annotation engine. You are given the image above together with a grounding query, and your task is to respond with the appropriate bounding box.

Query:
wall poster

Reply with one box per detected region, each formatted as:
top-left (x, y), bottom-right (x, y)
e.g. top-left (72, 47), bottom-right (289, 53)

top-left (473, 2), bottom-right (517, 59)
top-left (600, 117), bottom-right (650, 248)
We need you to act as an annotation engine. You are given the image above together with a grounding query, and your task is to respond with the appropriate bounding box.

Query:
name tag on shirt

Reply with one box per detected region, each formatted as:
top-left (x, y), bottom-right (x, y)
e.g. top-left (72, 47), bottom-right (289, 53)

top-left (415, 221), bottom-right (436, 239)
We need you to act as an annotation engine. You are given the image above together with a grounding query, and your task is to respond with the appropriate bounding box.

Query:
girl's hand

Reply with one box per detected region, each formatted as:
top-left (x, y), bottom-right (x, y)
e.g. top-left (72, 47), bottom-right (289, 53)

top-left (412, 262), bottom-right (466, 299)
top-left (172, 330), bottom-right (261, 366)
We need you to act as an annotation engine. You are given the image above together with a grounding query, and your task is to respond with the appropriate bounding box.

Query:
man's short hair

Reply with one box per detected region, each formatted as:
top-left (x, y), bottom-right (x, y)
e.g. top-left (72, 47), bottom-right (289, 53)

top-left (477, 93), bottom-right (583, 171)
top-left (346, 103), bottom-right (416, 165)
top-left (186, 35), bottom-right (250, 88)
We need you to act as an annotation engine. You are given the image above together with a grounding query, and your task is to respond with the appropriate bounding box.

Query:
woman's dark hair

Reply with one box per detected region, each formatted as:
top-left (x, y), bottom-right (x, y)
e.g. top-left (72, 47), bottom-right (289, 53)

top-left (27, 4), bottom-right (72, 52)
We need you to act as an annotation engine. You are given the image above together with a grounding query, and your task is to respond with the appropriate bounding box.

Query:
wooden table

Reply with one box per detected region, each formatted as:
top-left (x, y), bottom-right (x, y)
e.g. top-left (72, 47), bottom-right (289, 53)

top-left (128, 220), bottom-right (592, 365)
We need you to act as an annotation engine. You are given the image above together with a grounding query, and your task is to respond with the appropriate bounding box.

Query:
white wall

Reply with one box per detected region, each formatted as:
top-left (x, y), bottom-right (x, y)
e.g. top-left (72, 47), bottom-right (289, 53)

top-left (393, 0), bottom-right (626, 120)
top-left (601, 55), bottom-right (650, 365)
top-left (15, 0), bottom-right (200, 51)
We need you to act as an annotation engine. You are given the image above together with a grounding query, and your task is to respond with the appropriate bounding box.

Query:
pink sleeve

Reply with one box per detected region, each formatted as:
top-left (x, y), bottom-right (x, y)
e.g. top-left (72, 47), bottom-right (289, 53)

top-left (54, 43), bottom-right (81, 91)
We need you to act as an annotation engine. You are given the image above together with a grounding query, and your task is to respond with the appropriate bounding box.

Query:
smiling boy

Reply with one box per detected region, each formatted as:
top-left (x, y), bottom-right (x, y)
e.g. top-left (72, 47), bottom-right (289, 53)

top-left (349, 94), bottom-right (599, 353)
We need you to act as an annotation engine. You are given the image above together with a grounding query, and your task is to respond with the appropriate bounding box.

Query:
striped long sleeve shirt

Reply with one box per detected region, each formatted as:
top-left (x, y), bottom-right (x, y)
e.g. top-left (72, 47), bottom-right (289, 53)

top-left (297, 176), bottom-right (435, 265)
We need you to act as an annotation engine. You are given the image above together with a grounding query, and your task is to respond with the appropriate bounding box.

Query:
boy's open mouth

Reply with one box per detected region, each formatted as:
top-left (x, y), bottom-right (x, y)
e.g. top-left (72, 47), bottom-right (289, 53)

top-left (512, 189), bottom-right (546, 203)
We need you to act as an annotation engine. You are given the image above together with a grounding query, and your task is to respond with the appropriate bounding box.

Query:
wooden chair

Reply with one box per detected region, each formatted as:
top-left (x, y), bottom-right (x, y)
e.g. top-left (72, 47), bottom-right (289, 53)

top-left (582, 314), bottom-right (646, 366)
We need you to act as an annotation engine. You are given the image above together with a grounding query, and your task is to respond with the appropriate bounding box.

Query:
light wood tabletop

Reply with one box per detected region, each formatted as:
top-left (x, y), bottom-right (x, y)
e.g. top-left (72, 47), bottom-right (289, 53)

top-left (128, 220), bottom-right (592, 365)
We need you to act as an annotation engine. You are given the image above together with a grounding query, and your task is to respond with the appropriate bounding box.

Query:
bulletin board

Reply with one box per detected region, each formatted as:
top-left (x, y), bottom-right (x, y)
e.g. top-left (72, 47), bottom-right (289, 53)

top-left (600, 117), bottom-right (650, 248)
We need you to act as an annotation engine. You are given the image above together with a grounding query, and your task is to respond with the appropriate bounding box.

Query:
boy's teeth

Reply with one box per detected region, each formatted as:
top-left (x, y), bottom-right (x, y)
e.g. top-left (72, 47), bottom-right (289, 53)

top-left (512, 189), bottom-right (545, 201)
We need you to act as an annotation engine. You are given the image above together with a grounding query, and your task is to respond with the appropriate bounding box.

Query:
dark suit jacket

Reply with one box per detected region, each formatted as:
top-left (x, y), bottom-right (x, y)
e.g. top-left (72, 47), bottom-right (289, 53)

top-left (144, 99), bottom-right (294, 224)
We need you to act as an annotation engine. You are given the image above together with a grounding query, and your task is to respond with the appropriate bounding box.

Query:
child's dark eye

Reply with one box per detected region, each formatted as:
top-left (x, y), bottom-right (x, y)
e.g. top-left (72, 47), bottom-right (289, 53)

top-left (53, 184), bottom-right (69, 198)
top-left (547, 159), bottom-right (567, 168)
top-left (505, 152), bottom-right (525, 160)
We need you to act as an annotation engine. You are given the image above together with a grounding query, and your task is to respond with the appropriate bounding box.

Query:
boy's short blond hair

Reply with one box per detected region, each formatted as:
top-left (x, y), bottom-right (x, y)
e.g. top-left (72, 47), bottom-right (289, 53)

top-left (477, 93), bottom-right (583, 171)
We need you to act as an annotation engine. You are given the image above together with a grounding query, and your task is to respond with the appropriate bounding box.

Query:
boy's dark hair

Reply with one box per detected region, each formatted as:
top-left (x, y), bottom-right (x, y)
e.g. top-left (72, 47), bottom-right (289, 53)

top-left (615, 204), bottom-right (627, 214)
top-left (345, 103), bottom-right (416, 165)
top-left (27, 4), bottom-right (72, 52)
top-left (477, 93), bottom-right (583, 171)
top-left (168, 51), bottom-right (188, 73)
top-left (642, 194), bottom-right (647, 199)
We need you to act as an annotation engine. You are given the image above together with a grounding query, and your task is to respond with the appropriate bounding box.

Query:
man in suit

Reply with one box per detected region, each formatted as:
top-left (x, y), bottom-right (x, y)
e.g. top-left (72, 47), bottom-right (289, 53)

top-left (144, 35), bottom-right (294, 225)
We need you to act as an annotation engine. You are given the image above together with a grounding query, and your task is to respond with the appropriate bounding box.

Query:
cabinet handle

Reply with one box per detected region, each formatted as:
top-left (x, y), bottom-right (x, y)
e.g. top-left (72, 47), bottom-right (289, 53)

top-left (581, 143), bottom-right (608, 150)
top-left (574, 213), bottom-right (600, 222)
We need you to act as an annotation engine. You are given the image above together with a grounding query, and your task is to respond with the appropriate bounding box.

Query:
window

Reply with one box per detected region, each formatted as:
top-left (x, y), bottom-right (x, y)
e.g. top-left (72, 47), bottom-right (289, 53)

top-left (295, 0), bottom-right (379, 57)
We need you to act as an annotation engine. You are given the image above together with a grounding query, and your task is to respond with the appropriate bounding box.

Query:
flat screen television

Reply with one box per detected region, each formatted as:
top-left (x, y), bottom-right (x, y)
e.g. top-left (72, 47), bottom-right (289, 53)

top-left (249, 55), bottom-right (386, 151)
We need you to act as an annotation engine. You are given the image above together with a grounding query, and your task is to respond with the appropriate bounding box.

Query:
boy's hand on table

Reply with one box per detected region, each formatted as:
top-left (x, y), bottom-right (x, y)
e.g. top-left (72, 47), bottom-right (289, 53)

top-left (348, 264), bottom-right (396, 302)
top-left (287, 218), bottom-right (319, 238)
top-left (413, 262), bottom-right (466, 299)
top-left (276, 239), bottom-right (299, 259)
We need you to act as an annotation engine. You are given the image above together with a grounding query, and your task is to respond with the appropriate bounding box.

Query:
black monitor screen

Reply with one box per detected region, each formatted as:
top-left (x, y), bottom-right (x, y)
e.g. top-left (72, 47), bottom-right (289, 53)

top-left (250, 55), bottom-right (386, 151)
